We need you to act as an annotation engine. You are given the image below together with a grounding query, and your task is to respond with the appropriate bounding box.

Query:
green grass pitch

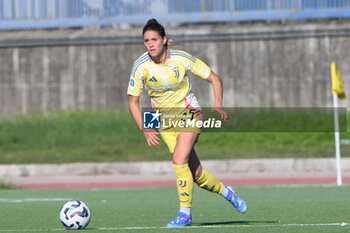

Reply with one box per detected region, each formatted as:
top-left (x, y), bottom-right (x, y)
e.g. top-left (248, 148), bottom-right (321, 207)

top-left (0, 185), bottom-right (349, 233)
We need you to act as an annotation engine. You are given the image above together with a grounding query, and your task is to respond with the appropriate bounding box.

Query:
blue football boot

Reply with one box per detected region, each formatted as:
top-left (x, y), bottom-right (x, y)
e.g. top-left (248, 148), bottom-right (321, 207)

top-left (226, 186), bottom-right (247, 213)
top-left (166, 212), bottom-right (192, 227)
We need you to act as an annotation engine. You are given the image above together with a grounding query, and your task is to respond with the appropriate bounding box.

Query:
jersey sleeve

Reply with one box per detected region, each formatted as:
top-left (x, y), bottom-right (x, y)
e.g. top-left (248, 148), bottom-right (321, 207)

top-left (127, 62), bottom-right (144, 97)
top-left (181, 51), bottom-right (211, 80)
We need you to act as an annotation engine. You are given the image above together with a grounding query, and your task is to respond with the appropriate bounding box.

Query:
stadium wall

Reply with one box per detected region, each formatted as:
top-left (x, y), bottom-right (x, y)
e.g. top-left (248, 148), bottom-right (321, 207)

top-left (0, 21), bottom-right (349, 116)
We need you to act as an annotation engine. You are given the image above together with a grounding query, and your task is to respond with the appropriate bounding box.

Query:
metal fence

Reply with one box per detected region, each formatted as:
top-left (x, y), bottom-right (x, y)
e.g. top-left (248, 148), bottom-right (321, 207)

top-left (0, 0), bottom-right (350, 30)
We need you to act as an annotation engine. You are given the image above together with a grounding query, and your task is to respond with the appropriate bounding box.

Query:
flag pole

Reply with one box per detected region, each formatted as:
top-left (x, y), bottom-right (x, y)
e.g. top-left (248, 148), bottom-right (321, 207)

top-left (332, 93), bottom-right (342, 186)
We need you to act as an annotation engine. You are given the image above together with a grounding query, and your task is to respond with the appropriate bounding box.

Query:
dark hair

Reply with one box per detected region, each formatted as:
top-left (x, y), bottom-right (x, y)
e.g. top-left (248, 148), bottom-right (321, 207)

top-left (142, 18), bottom-right (168, 48)
top-left (142, 18), bottom-right (166, 37)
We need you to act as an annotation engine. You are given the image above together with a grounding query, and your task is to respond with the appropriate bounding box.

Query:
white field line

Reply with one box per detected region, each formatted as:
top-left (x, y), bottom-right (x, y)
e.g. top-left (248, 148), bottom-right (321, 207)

top-left (96, 222), bottom-right (347, 230)
top-left (0, 198), bottom-right (70, 203)
top-left (0, 222), bottom-right (347, 232)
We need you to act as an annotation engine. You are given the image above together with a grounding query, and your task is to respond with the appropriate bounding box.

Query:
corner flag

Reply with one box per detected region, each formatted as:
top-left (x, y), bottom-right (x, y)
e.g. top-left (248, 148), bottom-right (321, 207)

top-left (330, 62), bottom-right (346, 186)
top-left (330, 62), bottom-right (346, 99)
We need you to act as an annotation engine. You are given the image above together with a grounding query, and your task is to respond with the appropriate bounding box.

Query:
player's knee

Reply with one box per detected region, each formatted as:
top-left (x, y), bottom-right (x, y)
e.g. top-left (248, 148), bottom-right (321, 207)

top-left (172, 152), bottom-right (190, 165)
top-left (172, 154), bottom-right (189, 165)
top-left (172, 159), bottom-right (187, 165)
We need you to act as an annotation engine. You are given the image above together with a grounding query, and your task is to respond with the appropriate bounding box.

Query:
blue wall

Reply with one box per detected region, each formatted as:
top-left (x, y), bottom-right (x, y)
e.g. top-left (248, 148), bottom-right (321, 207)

top-left (0, 0), bottom-right (350, 30)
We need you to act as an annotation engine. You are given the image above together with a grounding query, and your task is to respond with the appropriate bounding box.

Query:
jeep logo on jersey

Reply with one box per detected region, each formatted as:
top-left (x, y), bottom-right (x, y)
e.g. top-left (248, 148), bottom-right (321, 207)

top-left (149, 76), bottom-right (158, 82)
top-left (143, 110), bottom-right (161, 129)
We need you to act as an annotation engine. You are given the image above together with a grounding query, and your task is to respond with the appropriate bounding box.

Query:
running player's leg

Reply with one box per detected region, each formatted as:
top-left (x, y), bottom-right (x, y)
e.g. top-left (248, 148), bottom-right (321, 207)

top-left (189, 148), bottom-right (247, 214)
top-left (189, 148), bottom-right (223, 194)
top-left (167, 132), bottom-right (198, 227)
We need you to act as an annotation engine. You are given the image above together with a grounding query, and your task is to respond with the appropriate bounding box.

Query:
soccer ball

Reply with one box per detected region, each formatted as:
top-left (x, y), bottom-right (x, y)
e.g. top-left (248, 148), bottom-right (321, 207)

top-left (60, 200), bottom-right (91, 230)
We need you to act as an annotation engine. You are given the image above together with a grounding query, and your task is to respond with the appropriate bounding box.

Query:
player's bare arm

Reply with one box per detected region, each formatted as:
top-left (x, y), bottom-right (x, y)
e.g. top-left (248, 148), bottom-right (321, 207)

top-left (206, 71), bottom-right (229, 122)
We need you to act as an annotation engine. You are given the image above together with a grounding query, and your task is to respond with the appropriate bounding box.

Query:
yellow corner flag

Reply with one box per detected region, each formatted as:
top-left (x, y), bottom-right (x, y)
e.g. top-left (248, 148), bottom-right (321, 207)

top-left (330, 62), bottom-right (346, 99)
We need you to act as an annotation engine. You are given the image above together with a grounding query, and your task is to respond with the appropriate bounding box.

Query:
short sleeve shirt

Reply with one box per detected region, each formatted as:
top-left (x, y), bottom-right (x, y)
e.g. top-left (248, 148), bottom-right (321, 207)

top-left (127, 49), bottom-right (211, 109)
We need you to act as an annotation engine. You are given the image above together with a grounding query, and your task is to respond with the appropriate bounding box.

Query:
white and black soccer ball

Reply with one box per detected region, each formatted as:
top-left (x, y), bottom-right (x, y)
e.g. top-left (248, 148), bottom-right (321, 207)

top-left (60, 200), bottom-right (91, 230)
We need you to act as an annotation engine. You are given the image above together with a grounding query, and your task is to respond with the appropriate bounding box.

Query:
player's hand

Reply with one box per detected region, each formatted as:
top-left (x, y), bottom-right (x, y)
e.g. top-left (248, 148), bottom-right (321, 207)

top-left (212, 106), bottom-right (229, 122)
top-left (143, 129), bottom-right (160, 147)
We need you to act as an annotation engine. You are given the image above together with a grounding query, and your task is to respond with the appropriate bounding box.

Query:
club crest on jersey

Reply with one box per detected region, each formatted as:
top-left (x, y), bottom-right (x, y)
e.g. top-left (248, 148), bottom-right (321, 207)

top-left (172, 66), bottom-right (180, 78)
top-left (149, 76), bottom-right (158, 82)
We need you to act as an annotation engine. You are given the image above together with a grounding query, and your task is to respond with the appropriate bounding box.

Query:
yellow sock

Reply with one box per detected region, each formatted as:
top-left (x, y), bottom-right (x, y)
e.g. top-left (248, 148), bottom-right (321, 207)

top-left (195, 169), bottom-right (224, 194)
top-left (173, 164), bottom-right (194, 208)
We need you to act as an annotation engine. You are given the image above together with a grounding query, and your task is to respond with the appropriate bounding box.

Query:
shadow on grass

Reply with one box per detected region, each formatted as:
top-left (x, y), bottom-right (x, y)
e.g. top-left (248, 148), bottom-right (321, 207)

top-left (196, 220), bottom-right (279, 226)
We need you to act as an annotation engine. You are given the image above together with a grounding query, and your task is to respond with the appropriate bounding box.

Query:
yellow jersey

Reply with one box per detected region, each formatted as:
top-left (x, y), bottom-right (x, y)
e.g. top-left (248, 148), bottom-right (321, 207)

top-left (127, 49), bottom-right (211, 110)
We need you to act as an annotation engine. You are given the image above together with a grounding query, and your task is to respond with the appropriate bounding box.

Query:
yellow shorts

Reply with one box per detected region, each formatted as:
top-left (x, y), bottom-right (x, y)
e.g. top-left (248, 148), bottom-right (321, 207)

top-left (159, 107), bottom-right (202, 153)
top-left (159, 130), bottom-right (180, 154)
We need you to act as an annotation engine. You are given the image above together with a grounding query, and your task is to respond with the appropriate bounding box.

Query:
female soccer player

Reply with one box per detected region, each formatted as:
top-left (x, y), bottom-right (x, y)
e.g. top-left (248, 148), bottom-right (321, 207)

top-left (127, 18), bottom-right (247, 227)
